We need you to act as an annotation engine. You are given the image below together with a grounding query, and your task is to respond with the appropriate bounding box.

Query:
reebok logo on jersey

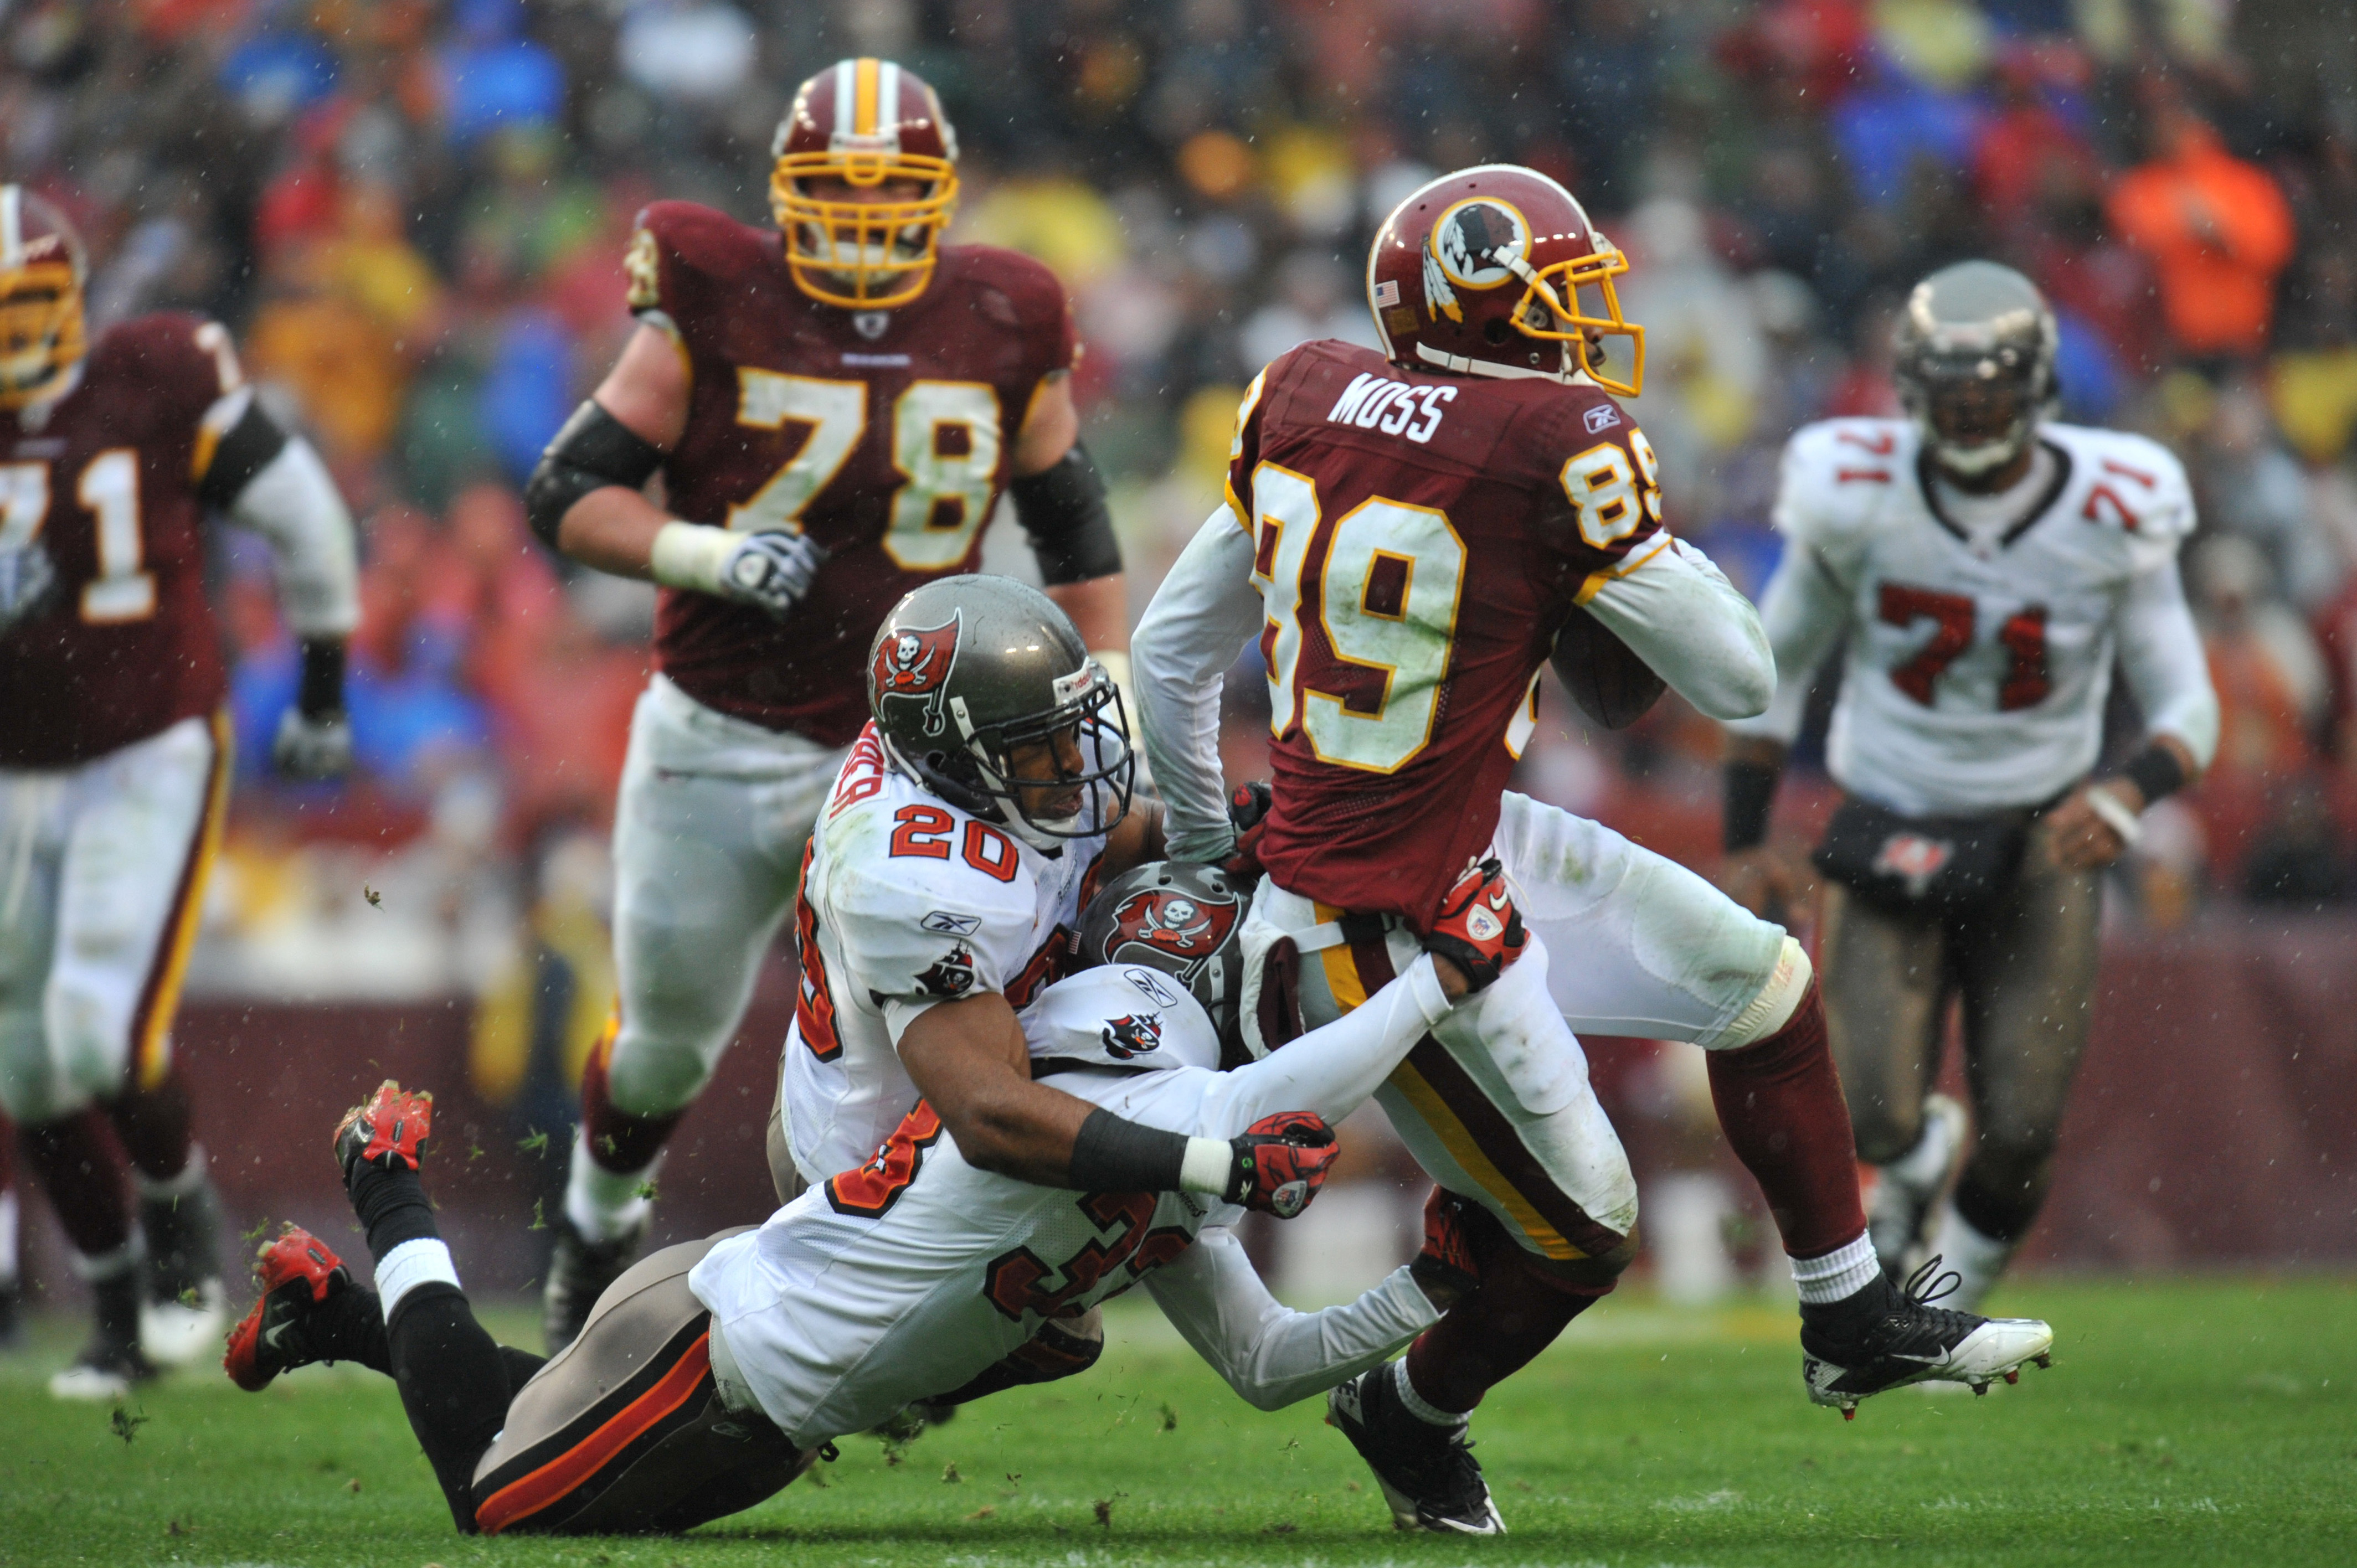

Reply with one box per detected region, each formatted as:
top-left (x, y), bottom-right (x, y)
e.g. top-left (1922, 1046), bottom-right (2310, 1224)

top-left (1584, 404), bottom-right (1620, 434)
top-left (1326, 372), bottom-right (1457, 444)
top-left (1123, 967), bottom-right (1183, 1008)
top-left (1099, 1013), bottom-right (1164, 1060)
top-left (922, 910), bottom-right (981, 936)
top-left (915, 943), bottom-right (977, 999)
top-left (870, 613), bottom-right (961, 737)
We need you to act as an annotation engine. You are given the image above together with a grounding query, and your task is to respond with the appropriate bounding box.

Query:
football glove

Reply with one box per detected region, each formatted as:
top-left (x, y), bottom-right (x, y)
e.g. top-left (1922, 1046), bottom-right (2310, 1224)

top-left (1424, 858), bottom-right (1526, 992)
top-left (719, 530), bottom-right (830, 619)
top-left (1409, 1188), bottom-right (1487, 1302)
top-left (0, 540), bottom-right (57, 635)
top-left (1223, 780), bottom-right (1272, 881)
top-left (1224, 1110), bottom-right (1339, 1219)
top-left (272, 707), bottom-right (354, 780)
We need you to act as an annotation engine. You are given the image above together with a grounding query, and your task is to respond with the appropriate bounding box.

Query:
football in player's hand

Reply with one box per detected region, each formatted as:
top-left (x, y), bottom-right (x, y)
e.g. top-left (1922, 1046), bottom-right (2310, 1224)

top-left (1552, 610), bottom-right (1666, 730)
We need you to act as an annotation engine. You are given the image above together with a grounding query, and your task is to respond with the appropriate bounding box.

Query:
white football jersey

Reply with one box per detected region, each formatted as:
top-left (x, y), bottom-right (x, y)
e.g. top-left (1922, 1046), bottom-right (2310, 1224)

top-left (1747, 417), bottom-right (2200, 814)
top-left (692, 959), bottom-right (1452, 1448)
top-left (781, 723), bottom-right (1108, 1183)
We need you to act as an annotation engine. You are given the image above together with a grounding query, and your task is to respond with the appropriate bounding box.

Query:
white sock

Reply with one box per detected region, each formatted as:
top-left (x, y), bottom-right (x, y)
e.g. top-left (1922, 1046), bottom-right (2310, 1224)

top-left (1923, 1199), bottom-right (2014, 1314)
top-left (564, 1128), bottom-right (657, 1242)
top-left (1391, 1357), bottom-right (1465, 1429)
top-left (0, 1190), bottom-right (19, 1285)
top-left (1789, 1231), bottom-right (1880, 1305)
top-left (375, 1237), bottom-right (461, 1319)
top-left (131, 1144), bottom-right (209, 1200)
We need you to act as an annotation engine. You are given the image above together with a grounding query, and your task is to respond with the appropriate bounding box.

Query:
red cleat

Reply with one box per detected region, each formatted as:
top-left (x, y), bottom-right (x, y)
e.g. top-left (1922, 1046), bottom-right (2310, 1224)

top-left (223, 1226), bottom-right (353, 1392)
top-left (332, 1080), bottom-right (434, 1178)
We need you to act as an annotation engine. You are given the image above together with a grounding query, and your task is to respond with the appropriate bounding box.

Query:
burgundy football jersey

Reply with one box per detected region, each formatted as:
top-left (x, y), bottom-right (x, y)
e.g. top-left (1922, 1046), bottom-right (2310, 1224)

top-left (1230, 340), bottom-right (1665, 927)
top-left (0, 313), bottom-right (241, 767)
top-left (629, 202), bottom-right (1079, 745)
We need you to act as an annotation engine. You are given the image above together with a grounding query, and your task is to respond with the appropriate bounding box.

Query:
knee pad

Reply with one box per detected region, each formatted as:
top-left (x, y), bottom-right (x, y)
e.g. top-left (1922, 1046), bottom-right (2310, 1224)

top-left (1700, 936), bottom-right (1813, 1051)
top-left (601, 1027), bottom-right (723, 1119)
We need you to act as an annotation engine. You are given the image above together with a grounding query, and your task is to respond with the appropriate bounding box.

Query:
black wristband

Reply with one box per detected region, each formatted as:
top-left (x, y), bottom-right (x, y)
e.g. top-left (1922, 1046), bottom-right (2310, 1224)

top-left (1067, 1106), bottom-right (1190, 1193)
top-left (1725, 759), bottom-right (1781, 852)
top-left (2122, 742), bottom-right (2188, 805)
top-left (195, 396), bottom-right (291, 512)
top-left (1011, 441), bottom-right (1122, 585)
top-left (525, 400), bottom-right (665, 548)
top-left (297, 638), bottom-right (346, 719)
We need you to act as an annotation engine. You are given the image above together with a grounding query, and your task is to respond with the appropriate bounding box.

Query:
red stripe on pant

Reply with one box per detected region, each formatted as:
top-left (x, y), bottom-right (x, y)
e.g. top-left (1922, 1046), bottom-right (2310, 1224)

top-left (472, 1332), bottom-right (713, 1535)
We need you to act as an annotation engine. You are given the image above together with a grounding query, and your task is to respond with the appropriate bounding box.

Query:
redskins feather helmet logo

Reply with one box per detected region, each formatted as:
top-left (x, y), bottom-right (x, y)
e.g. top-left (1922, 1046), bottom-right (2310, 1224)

top-left (869, 612), bottom-right (961, 737)
top-left (1105, 886), bottom-right (1241, 981)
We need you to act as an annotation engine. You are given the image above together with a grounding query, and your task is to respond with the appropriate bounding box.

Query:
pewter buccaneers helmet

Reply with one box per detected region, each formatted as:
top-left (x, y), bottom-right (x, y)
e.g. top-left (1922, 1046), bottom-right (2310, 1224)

top-left (1078, 862), bottom-right (1254, 1066)
top-left (866, 575), bottom-right (1133, 846)
top-left (1893, 260), bottom-right (2060, 478)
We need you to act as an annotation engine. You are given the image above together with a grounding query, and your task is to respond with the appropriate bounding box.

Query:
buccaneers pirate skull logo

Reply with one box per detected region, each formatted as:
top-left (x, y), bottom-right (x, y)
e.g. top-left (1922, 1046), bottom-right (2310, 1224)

top-left (869, 613), bottom-right (961, 737)
top-left (1098, 1013), bottom-right (1164, 1061)
top-left (1104, 886), bottom-right (1242, 982)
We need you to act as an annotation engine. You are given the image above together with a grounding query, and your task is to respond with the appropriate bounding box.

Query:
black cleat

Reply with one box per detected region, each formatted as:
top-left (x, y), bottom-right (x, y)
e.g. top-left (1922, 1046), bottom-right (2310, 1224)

top-left (49, 1267), bottom-right (156, 1402)
top-left (542, 1213), bottom-right (643, 1355)
top-left (1800, 1257), bottom-right (2055, 1419)
top-left (1326, 1365), bottom-right (1504, 1535)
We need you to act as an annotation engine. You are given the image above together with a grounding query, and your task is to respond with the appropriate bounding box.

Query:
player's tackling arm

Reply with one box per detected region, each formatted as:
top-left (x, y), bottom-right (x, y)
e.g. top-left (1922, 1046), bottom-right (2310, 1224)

top-left (1578, 535), bottom-right (1776, 722)
top-left (1130, 510), bottom-right (1267, 861)
top-left (894, 991), bottom-right (1096, 1186)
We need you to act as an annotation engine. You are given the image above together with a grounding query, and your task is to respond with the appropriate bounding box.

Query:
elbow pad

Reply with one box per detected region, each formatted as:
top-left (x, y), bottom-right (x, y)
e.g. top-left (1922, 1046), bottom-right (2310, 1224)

top-left (1011, 442), bottom-right (1121, 585)
top-left (525, 400), bottom-right (665, 549)
top-left (195, 394), bottom-right (291, 512)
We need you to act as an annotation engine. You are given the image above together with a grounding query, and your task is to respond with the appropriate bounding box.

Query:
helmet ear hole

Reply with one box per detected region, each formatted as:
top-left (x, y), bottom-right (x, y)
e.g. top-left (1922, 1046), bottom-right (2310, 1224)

top-left (1481, 318), bottom-right (1511, 346)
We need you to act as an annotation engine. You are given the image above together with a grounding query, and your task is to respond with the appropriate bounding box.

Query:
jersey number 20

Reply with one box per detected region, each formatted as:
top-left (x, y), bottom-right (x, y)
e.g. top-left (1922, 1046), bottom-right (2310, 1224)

top-left (1250, 463), bottom-right (1466, 775)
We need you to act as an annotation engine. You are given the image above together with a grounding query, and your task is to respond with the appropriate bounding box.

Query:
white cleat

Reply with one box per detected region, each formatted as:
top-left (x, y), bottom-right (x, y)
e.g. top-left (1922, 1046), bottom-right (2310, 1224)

top-left (1800, 1258), bottom-right (2055, 1420)
top-left (1867, 1093), bottom-right (1968, 1275)
top-left (141, 1279), bottom-right (228, 1368)
top-left (48, 1361), bottom-right (141, 1402)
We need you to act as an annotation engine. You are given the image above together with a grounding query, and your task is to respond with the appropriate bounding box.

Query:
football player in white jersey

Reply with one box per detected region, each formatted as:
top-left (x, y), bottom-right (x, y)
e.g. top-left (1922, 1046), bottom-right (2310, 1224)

top-left (219, 859), bottom-right (1525, 1536)
top-left (1720, 261), bottom-right (2221, 1311)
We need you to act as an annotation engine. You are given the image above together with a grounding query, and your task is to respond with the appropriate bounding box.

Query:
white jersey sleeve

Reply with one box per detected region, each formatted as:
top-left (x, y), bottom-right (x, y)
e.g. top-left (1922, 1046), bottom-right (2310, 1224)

top-left (1578, 534), bottom-right (1775, 721)
top-left (1131, 509), bottom-right (1267, 862)
top-left (1143, 1225), bottom-right (1438, 1410)
top-left (2118, 565), bottom-right (2220, 768)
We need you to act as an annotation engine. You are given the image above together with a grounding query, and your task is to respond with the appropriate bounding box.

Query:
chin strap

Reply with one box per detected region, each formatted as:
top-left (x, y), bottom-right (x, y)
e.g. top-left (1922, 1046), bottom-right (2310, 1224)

top-left (1412, 342), bottom-right (1567, 382)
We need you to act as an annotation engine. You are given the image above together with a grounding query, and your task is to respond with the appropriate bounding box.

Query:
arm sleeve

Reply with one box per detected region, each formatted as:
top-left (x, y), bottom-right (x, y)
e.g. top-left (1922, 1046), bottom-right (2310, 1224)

top-left (1721, 543), bottom-right (1852, 744)
top-left (204, 391), bottom-right (359, 638)
top-left (1143, 1226), bottom-right (1439, 1411)
top-left (2117, 560), bottom-right (2220, 770)
top-left (1131, 509), bottom-right (1267, 862)
top-left (1578, 535), bottom-right (1776, 721)
top-left (1187, 956), bottom-right (1452, 1136)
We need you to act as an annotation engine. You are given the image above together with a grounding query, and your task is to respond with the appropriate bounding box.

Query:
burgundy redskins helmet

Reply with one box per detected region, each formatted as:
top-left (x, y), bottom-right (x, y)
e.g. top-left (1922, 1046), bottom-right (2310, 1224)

top-left (1367, 164), bottom-right (1644, 396)
top-left (0, 185), bottom-right (88, 410)
top-left (770, 58), bottom-right (960, 310)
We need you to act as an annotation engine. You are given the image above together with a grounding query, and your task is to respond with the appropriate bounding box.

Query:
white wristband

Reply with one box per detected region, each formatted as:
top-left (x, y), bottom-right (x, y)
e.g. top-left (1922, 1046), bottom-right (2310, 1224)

top-left (2082, 784), bottom-right (2143, 847)
top-left (649, 520), bottom-right (734, 595)
top-left (1179, 1136), bottom-right (1232, 1198)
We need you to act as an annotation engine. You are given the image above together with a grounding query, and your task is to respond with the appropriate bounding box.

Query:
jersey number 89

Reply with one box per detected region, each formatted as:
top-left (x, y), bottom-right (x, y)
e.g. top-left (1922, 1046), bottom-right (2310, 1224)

top-left (1250, 462), bottom-right (1466, 775)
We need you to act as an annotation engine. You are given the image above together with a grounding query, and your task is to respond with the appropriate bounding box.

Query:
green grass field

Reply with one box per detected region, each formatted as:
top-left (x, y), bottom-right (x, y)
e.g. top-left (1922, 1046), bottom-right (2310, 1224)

top-left (2, 1276), bottom-right (2350, 1568)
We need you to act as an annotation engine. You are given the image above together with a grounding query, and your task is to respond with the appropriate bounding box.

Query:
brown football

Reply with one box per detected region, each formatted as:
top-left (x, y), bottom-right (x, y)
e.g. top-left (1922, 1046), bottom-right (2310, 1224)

top-left (1552, 610), bottom-right (1668, 730)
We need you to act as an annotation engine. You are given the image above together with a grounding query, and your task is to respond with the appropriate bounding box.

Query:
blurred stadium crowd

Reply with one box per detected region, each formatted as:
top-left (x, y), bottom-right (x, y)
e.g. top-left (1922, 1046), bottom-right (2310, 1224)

top-left (5, 0), bottom-right (2355, 1045)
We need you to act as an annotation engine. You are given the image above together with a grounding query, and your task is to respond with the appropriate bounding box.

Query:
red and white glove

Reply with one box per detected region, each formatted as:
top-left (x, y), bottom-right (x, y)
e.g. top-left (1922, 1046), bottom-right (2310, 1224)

top-left (1409, 1187), bottom-right (1488, 1301)
top-left (1222, 1110), bottom-right (1338, 1219)
top-left (1423, 858), bottom-right (1526, 992)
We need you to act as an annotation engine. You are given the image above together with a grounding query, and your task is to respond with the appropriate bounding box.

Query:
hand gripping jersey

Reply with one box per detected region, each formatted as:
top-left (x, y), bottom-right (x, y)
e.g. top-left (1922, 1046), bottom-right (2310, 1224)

top-left (781, 724), bottom-right (1107, 1181)
top-left (628, 203), bottom-right (1079, 744)
top-left (1742, 417), bottom-right (2206, 814)
top-left (1227, 341), bottom-right (1665, 926)
top-left (1, 313), bottom-right (248, 766)
top-left (693, 957), bottom-right (1450, 1447)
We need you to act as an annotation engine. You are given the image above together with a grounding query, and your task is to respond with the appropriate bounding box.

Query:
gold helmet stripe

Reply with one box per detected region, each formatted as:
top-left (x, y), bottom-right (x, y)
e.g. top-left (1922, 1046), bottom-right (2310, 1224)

top-left (1, 185), bottom-right (21, 269)
top-left (854, 56), bottom-right (880, 136)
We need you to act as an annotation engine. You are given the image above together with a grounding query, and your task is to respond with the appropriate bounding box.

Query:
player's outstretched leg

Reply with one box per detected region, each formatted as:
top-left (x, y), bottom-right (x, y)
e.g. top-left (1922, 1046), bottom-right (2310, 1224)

top-left (544, 1035), bottom-right (680, 1355)
top-left (107, 1064), bottom-right (228, 1367)
top-left (1799, 1255), bottom-right (2055, 1416)
top-left (223, 1225), bottom-right (387, 1390)
top-left (18, 1107), bottom-right (151, 1399)
top-left (333, 1081), bottom-right (525, 1531)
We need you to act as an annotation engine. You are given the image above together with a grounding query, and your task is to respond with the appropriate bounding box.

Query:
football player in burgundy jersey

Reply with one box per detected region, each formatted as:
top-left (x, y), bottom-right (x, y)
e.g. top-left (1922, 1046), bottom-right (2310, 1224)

top-left (0, 187), bottom-right (361, 1397)
top-left (522, 59), bottom-right (1133, 1352)
top-left (1135, 167), bottom-right (2051, 1530)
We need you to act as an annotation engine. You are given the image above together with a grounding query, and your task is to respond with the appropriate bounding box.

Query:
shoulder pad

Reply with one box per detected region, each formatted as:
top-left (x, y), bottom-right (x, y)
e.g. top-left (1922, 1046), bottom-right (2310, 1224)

top-left (2048, 424), bottom-right (2195, 550)
top-left (944, 244), bottom-right (1066, 316)
top-left (628, 202), bottom-right (771, 321)
top-left (95, 313), bottom-right (236, 423)
top-left (1773, 418), bottom-right (1912, 551)
top-left (1020, 966), bottom-right (1219, 1075)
